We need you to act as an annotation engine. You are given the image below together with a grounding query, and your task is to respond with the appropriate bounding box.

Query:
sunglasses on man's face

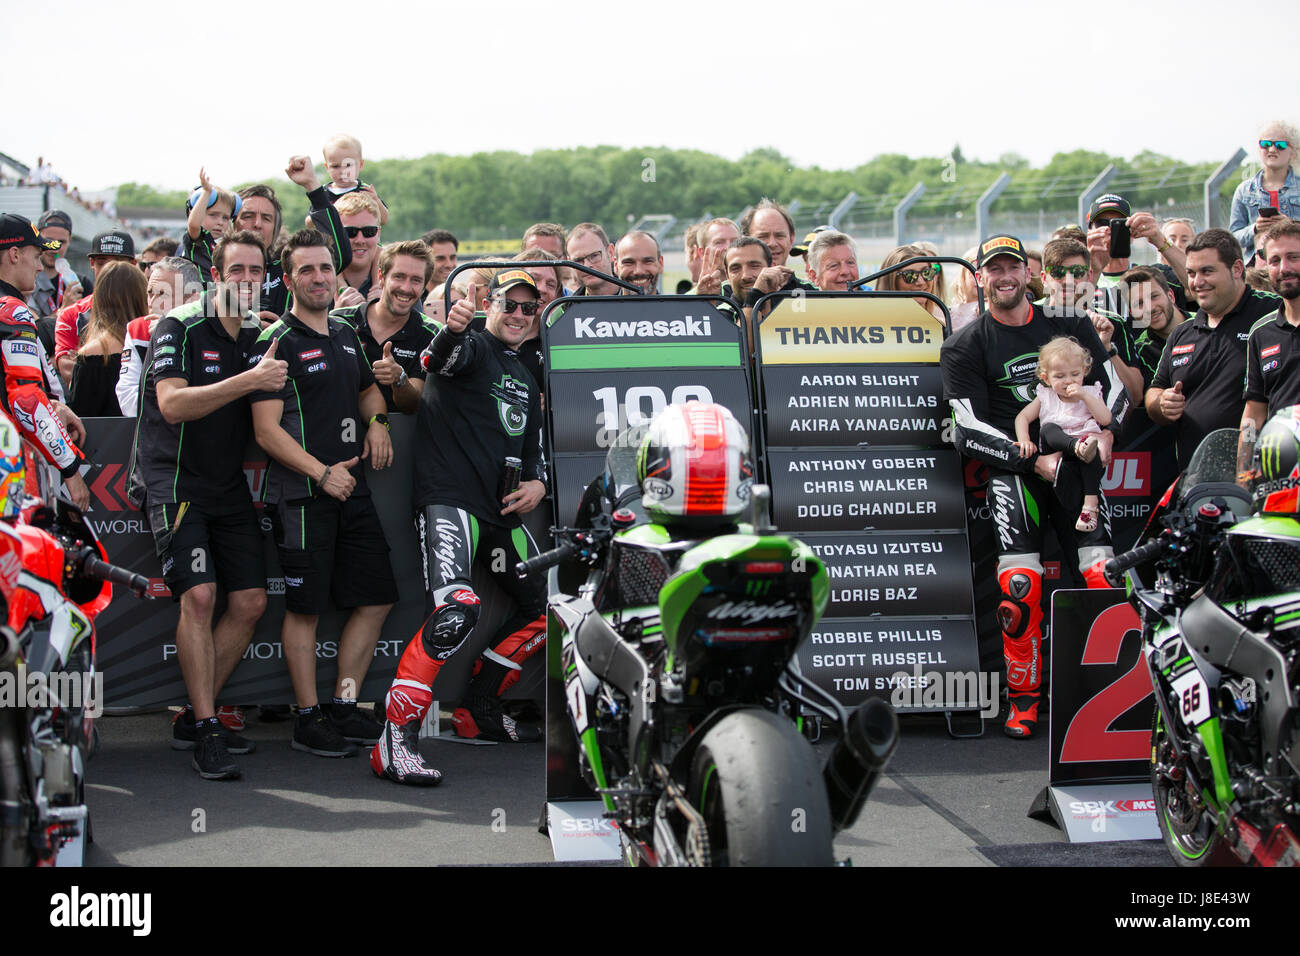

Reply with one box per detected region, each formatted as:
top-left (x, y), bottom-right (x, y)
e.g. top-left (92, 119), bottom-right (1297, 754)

top-left (899, 267), bottom-right (938, 284)
top-left (344, 225), bottom-right (379, 239)
top-left (1049, 265), bottom-right (1090, 279)
top-left (499, 298), bottom-right (540, 316)
top-left (1260, 140), bottom-right (1291, 151)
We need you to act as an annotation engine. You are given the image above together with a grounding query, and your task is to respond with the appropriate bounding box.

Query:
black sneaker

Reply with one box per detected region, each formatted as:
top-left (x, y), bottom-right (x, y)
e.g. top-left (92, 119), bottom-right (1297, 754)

top-left (172, 708), bottom-right (256, 754)
top-left (193, 729), bottom-right (241, 780)
top-left (452, 695), bottom-right (541, 743)
top-left (327, 702), bottom-right (383, 746)
top-left (370, 719), bottom-right (442, 785)
top-left (292, 709), bottom-right (358, 758)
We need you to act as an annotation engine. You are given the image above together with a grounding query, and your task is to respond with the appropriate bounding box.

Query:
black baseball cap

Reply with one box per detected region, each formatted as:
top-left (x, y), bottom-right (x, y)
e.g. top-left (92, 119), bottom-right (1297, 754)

top-left (976, 234), bottom-right (1028, 269)
top-left (87, 231), bottom-right (135, 259)
top-left (488, 269), bottom-right (539, 297)
top-left (1088, 194), bottom-right (1131, 225)
top-left (791, 225), bottom-right (831, 257)
top-left (0, 214), bottom-right (62, 252)
top-left (36, 210), bottom-right (73, 233)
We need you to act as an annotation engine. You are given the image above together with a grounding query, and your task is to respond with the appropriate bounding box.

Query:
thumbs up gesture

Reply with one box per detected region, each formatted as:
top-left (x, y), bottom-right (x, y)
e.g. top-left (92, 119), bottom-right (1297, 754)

top-left (372, 339), bottom-right (404, 385)
top-left (446, 282), bottom-right (476, 333)
top-left (1160, 379), bottom-right (1185, 423)
top-left (248, 336), bottom-right (288, 391)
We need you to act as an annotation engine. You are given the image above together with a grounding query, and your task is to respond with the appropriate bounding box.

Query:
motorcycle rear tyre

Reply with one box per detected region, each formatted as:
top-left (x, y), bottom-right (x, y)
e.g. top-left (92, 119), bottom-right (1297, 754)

top-left (689, 708), bottom-right (833, 866)
top-left (1151, 710), bottom-right (1238, 867)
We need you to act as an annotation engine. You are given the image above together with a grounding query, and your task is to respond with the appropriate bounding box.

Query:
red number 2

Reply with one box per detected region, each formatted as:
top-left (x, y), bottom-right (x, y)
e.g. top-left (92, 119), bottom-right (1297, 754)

top-left (1060, 603), bottom-right (1153, 763)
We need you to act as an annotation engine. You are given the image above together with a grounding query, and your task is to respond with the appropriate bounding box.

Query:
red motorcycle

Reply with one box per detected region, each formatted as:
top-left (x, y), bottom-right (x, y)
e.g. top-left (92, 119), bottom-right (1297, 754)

top-left (0, 427), bottom-right (149, 866)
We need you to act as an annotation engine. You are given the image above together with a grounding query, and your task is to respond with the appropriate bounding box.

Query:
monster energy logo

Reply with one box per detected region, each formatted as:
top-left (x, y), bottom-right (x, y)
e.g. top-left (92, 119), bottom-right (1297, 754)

top-left (1259, 432), bottom-right (1287, 480)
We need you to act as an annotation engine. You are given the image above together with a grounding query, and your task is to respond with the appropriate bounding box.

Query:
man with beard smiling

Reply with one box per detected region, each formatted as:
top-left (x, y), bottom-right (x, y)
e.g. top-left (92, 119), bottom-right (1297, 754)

top-left (371, 269), bottom-right (548, 782)
top-left (614, 231), bottom-right (663, 294)
top-left (252, 229), bottom-right (397, 758)
top-left (1241, 221), bottom-right (1300, 452)
top-left (941, 234), bottom-right (1129, 738)
top-left (333, 240), bottom-right (440, 414)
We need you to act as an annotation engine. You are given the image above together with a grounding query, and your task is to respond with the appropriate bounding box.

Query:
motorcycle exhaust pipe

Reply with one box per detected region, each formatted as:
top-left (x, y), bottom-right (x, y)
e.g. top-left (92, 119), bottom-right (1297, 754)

top-left (824, 697), bottom-right (899, 834)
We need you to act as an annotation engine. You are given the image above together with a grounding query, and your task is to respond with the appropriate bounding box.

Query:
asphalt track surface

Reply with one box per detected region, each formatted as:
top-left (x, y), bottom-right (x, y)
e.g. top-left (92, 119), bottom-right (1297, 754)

top-left (82, 708), bottom-right (1172, 867)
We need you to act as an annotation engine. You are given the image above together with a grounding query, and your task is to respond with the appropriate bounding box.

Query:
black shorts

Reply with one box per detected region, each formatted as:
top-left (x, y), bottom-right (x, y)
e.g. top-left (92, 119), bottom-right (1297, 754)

top-left (271, 494), bottom-right (398, 615)
top-left (147, 500), bottom-right (267, 600)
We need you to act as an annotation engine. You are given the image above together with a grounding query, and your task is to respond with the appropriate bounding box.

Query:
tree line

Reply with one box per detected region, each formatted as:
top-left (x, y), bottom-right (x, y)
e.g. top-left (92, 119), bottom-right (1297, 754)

top-left (116, 146), bottom-right (1240, 242)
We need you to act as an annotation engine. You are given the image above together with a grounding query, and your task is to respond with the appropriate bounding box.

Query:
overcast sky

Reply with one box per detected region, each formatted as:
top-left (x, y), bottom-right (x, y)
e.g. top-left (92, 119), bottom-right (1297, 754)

top-left (8, 0), bottom-right (1297, 193)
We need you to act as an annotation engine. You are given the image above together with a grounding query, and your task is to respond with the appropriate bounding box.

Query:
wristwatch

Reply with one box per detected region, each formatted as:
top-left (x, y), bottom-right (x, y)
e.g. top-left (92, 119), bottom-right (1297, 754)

top-left (369, 413), bottom-right (390, 431)
top-left (1107, 345), bottom-right (1118, 358)
top-left (395, 368), bottom-right (409, 388)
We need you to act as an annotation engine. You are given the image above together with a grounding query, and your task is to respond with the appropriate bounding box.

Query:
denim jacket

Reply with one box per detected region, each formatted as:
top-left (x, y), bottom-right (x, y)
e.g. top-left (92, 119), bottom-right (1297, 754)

top-left (1229, 167), bottom-right (1300, 260)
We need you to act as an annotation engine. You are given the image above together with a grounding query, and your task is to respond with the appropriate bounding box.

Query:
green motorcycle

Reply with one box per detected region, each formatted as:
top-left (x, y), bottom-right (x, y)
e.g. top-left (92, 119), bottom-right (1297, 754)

top-left (1106, 411), bottom-right (1300, 866)
top-left (520, 404), bottom-right (898, 866)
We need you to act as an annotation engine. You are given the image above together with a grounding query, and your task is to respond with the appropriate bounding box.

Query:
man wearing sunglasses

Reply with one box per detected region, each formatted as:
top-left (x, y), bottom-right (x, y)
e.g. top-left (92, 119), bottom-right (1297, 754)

top-left (334, 192), bottom-right (383, 307)
top-left (1038, 238), bottom-right (1143, 406)
top-left (372, 269), bottom-right (549, 783)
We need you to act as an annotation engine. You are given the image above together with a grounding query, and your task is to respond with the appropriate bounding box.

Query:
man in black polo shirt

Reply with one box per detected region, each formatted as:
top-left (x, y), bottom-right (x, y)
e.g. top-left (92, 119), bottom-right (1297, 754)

top-left (1241, 221), bottom-right (1300, 458)
top-left (133, 231), bottom-right (286, 780)
top-left (332, 240), bottom-right (440, 414)
top-left (1147, 229), bottom-right (1281, 469)
top-left (371, 269), bottom-right (548, 785)
top-left (251, 229), bottom-right (398, 759)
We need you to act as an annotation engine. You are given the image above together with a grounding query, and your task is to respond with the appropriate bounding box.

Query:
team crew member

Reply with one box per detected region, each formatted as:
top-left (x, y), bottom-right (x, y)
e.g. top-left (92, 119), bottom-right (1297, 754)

top-left (941, 235), bottom-right (1129, 738)
top-left (132, 232), bottom-right (283, 780)
top-left (331, 240), bottom-right (440, 414)
top-left (372, 269), bottom-right (548, 785)
top-left (251, 229), bottom-right (398, 759)
top-left (0, 214), bottom-right (89, 509)
top-left (1147, 229), bottom-right (1281, 469)
top-left (1241, 221), bottom-right (1300, 454)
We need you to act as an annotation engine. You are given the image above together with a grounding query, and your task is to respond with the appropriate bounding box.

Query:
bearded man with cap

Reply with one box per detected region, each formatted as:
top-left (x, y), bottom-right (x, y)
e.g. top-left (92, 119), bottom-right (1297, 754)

top-left (371, 269), bottom-right (549, 784)
top-left (52, 229), bottom-right (136, 385)
top-left (0, 213), bottom-right (90, 509)
top-left (940, 234), bottom-right (1130, 738)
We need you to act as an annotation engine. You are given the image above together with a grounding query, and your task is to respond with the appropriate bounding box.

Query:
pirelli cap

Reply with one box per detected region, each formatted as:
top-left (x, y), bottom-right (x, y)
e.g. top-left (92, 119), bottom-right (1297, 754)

top-left (1088, 193), bottom-right (1131, 225)
top-left (87, 230), bottom-right (135, 259)
top-left (976, 234), bottom-right (1028, 269)
top-left (488, 268), bottom-right (539, 297)
top-left (0, 214), bottom-right (61, 252)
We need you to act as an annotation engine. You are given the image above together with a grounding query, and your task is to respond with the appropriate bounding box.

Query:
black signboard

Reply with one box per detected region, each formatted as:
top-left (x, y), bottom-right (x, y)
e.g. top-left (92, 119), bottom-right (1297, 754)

top-left (541, 295), bottom-right (752, 525)
top-left (798, 618), bottom-right (982, 709)
top-left (1048, 589), bottom-right (1153, 785)
top-left (803, 531), bottom-right (974, 618)
top-left (767, 448), bottom-right (967, 532)
top-left (78, 416), bottom-right (548, 708)
top-left (762, 365), bottom-right (947, 447)
top-left (755, 294), bottom-right (980, 715)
